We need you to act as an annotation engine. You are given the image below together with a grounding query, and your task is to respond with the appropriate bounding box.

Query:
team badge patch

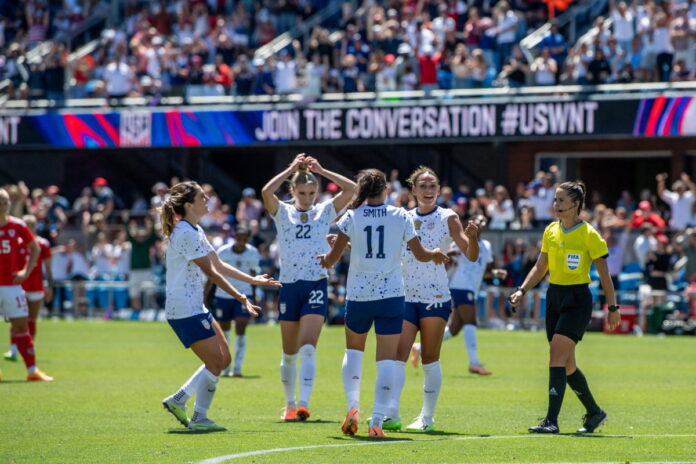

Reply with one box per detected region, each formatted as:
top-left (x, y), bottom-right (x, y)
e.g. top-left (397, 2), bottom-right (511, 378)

top-left (300, 213), bottom-right (309, 224)
top-left (414, 220), bottom-right (422, 230)
top-left (201, 318), bottom-right (211, 330)
top-left (566, 253), bottom-right (581, 270)
top-left (280, 302), bottom-right (287, 314)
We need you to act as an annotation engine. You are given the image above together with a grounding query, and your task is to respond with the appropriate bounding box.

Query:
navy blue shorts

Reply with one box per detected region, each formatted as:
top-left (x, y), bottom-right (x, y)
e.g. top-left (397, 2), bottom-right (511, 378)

top-left (451, 289), bottom-right (476, 307)
top-left (214, 296), bottom-right (252, 321)
top-left (168, 312), bottom-right (216, 348)
top-left (345, 296), bottom-right (404, 335)
top-left (278, 279), bottom-right (328, 322)
top-left (404, 300), bottom-right (452, 327)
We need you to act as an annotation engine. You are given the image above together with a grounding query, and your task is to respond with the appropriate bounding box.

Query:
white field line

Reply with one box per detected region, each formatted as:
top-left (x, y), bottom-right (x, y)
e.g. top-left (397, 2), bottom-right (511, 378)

top-left (194, 433), bottom-right (696, 464)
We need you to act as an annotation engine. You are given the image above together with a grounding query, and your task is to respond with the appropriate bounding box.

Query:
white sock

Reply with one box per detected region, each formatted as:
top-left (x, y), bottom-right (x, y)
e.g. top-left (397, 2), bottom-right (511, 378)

top-left (342, 349), bottom-right (363, 411)
top-left (372, 360), bottom-right (395, 426)
top-left (387, 360), bottom-right (406, 419)
top-left (193, 368), bottom-right (220, 418)
top-left (421, 360), bottom-right (442, 424)
top-left (442, 326), bottom-right (453, 341)
top-left (169, 364), bottom-right (207, 404)
top-left (233, 334), bottom-right (247, 375)
top-left (298, 344), bottom-right (316, 408)
top-left (9, 343), bottom-right (18, 356)
top-left (280, 352), bottom-right (298, 407)
top-left (464, 324), bottom-right (480, 367)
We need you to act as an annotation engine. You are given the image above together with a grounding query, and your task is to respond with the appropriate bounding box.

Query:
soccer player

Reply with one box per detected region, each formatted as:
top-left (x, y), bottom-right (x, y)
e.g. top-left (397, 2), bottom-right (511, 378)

top-left (318, 169), bottom-right (449, 438)
top-left (262, 153), bottom-right (356, 422)
top-left (509, 180), bottom-right (621, 434)
top-left (440, 214), bottom-right (507, 376)
top-left (160, 182), bottom-right (280, 431)
top-left (205, 224), bottom-right (261, 377)
top-left (0, 189), bottom-right (53, 381)
top-left (5, 215), bottom-right (53, 363)
top-left (385, 167), bottom-right (479, 432)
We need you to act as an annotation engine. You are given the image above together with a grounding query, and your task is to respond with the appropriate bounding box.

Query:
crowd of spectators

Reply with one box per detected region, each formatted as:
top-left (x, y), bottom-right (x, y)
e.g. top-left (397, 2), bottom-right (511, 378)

top-left (3, 0), bottom-right (692, 102)
top-left (4, 165), bottom-right (696, 325)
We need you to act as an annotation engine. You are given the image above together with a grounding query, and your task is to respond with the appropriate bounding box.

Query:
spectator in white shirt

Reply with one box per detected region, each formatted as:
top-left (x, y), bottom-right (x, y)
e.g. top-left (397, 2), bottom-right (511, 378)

top-left (531, 47), bottom-right (557, 85)
top-left (492, 1), bottom-right (518, 72)
top-left (103, 55), bottom-right (135, 98)
top-left (610, 0), bottom-right (635, 53)
top-left (633, 224), bottom-right (658, 271)
top-left (274, 50), bottom-right (297, 94)
top-left (528, 174), bottom-right (556, 225)
top-left (486, 185), bottom-right (515, 229)
top-left (657, 172), bottom-right (696, 231)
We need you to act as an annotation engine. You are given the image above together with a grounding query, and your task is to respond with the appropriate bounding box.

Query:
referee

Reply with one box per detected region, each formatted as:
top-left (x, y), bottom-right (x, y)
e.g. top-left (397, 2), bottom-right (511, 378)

top-left (509, 180), bottom-right (621, 434)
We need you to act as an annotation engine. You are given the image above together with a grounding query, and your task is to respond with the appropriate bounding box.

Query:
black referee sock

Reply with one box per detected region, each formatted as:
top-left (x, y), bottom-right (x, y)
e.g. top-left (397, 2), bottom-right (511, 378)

top-left (546, 367), bottom-right (567, 424)
top-left (567, 368), bottom-right (601, 414)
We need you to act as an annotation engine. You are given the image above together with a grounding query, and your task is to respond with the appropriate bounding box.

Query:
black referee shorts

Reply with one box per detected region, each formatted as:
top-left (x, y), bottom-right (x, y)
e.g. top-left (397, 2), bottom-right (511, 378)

top-left (545, 283), bottom-right (592, 343)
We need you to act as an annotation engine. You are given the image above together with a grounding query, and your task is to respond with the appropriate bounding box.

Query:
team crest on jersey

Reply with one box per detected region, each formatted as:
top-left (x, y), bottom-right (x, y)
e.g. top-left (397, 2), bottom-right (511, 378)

top-left (414, 220), bottom-right (422, 230)
top-left (8, 229), bottom-right (15, 237)
top-left (300, 213), bottom-right (309, 223)
top-left (279, 302), bottom-right (286, 314)
top-left (201, 318), bottom-right (211, 330)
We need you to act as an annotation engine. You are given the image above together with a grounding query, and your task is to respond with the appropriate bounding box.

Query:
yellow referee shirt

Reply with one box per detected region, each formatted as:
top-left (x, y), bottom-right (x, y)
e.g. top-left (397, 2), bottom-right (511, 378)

top-left (541, 221), bottom-right (609, 285)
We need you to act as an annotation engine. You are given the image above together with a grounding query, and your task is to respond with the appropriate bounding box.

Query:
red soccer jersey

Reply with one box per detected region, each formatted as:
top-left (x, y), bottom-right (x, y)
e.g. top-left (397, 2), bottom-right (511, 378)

top-left (20, 235), bottom-right (51, 292)
top-left (0, 217), bottom-right (36, 286)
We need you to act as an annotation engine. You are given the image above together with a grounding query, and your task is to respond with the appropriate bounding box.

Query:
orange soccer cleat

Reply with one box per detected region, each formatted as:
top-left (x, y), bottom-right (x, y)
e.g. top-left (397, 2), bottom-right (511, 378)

top-left (296, 405), bottom-right (311, 421)
top-left (368, 424), bottom-right (386, 438)
top-left (27, 369), bottom-right (54, 382)
top-left (341, 408), bottom-right (360, 436)
top-left (281, 405), bottom-right (297, 421)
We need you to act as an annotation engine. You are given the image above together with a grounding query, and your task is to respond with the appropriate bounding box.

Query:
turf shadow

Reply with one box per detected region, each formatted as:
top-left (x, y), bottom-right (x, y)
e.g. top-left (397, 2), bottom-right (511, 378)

top-left (328, 435), bottom-right (415, 442)
top-left (273, 419), bottom-right (340, 424)
top-left (167, 429), bottom-right (227, 435)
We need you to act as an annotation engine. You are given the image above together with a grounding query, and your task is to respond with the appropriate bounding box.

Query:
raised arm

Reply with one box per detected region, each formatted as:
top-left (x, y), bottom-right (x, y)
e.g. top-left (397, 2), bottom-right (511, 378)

top-left (304, 156), bottom-right (357, 212)
top-left (448, 215), bottom-right (480, 262)
top-left (656, 172), bottom-right (668, 200)
top-left (261, 153), bottom-right (307, 216)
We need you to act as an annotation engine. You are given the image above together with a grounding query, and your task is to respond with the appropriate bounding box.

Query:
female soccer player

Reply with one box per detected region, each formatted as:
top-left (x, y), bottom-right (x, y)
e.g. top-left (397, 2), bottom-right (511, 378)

top-left (262, 153), bottom-right (356, 421)
top-left (509, 181), bottom-right (621, 434)
top-left (318, 169), bottom-right (449, 438)
top-left (160, 182), bottom-right (280, 431)
top-left (442, 214), bottom-right (507, 376)
top-left (0, 189), bottom-right (52, 381)
top-left (205, 224), bottom-right (261, 377)
top-left (5, 215), bottom-right (53, 363)
top-left (385, 167), bottom-right (479, 432)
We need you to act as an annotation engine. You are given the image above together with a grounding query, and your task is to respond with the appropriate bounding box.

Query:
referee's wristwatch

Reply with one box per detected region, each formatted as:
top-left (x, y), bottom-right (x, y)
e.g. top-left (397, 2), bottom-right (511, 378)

top-left (607, 304), bottom-right (620, 313)
top-left (514, 286), bottom-right (527, 296)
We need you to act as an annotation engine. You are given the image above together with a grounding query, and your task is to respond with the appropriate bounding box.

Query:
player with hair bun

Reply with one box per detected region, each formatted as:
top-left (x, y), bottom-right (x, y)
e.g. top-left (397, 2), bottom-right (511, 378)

top-left (318, 169), bottom-right (450, 438)
top-left (262, 153), bottom-right (357, 422)
top-left (509, 180), bottom-right (620, 434)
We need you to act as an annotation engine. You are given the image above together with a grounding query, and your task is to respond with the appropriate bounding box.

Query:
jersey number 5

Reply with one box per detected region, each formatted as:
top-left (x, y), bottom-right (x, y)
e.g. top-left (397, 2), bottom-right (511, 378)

top-left (295, 225), bottom-right (311, 239)
top-left (363, 225), bottom-right (385, 259)
top-left (1, 240), bottom-right (9, 254)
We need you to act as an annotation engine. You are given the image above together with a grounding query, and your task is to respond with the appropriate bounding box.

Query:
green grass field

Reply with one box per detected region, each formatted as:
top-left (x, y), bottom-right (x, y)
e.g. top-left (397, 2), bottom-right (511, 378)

top-left (1, 320), bottom-right (695, 464)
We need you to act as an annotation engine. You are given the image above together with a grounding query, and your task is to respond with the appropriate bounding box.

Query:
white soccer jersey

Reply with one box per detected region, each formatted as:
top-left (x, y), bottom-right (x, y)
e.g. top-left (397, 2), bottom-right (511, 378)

top-left (449, 239), bottom-right (493, 292)
top-left (165, 220), bottom-right (214, 320)
top-left (272, 199), bottom-right (337, 283)
top-left (338, 204), bottom-right (417, 302)
top-left (214, 242), bottom-right (261, 299)
top-left (402, 207), bottom-right (456, 303)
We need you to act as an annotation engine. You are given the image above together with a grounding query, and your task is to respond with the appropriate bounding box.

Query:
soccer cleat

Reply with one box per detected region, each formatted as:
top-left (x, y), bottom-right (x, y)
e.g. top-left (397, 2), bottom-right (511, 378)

top-left (468, 364), bottom-right (492, 375)
top-left (406, 416), bottom-right (435, 432)
top-left (232, 372), bottom-right (243, 378)
top-left (296, 405), bottom-right (311, 421)
top-left (162, 399), bottom-right (189, 427)
top-left (410, 343), bottom-right (421, 368)
top-left (26, 370), bottom-right (54, 382)
top-left (341, 408), bottom-right (360, 436)
top-left (3, 350), bottom-right (17, 362)
top-left (281, 406), bottom-right (297, 421)
top-left (577, 410), bottom-right (607, 433)
top-left (221, 369), bottom-right (232, 377)
top-left (368, 416), bottom-right (402, 430)
top-left (368, 424), bottom-right (386, 437)
top-left (188, 418), bottom-right (227, 431)
top-left (528, 418), bottom-right (559, 434)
